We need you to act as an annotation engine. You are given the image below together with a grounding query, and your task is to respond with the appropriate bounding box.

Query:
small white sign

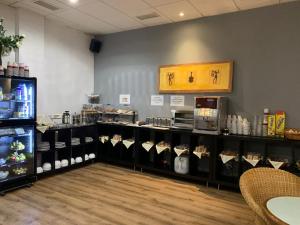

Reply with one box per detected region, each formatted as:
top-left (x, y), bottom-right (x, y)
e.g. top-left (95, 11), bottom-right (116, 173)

top-left (170, 95), bottom-right (185, 107)
top-left (119, 94), bottom-right (130, 105)
top-left (151, 95), bottom-right (164, 106)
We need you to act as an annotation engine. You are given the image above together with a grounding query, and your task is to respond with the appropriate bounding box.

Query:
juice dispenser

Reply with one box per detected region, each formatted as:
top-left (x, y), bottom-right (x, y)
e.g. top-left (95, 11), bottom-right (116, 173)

top-left (193, 97), bottom-right (228, 135)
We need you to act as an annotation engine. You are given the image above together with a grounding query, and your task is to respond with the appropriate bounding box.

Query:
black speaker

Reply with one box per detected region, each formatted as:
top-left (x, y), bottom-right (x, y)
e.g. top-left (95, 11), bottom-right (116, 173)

top-left (89, 39), bottom-right (102, 53)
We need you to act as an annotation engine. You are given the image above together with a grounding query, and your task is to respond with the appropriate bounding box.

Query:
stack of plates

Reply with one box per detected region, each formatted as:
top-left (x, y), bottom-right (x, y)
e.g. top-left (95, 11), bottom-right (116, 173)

top-left (55, 142), bottom-right (66, 149)
top-left (85, 137), bottom-right (93, 143)
top-left (38, 142), bottom-right (50, 152)
top-left (71, 138), bottom-right (80, 146)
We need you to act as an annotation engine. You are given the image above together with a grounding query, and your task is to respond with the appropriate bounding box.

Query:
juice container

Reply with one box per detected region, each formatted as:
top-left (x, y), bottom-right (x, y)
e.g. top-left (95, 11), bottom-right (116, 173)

top-left (267, 115), bottom-right (276, 136)
top-left (275, 111), bottom-right (286, 137)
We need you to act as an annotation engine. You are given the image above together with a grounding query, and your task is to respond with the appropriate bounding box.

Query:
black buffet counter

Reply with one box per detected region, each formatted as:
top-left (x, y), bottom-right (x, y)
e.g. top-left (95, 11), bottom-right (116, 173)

top-left (97, 122), bottom-right (300, 189)
top-left (37, 122), bottom-right (300, 190)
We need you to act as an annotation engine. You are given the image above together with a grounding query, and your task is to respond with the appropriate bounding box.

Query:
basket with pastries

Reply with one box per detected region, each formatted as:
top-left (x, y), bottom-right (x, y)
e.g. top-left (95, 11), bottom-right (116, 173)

top-left (285, 128), bottom-right (300, 141)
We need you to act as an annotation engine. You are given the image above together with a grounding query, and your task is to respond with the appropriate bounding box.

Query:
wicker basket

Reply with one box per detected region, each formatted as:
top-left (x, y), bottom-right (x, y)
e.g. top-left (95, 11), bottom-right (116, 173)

top-left (285, 129), bottom-right (300, 140)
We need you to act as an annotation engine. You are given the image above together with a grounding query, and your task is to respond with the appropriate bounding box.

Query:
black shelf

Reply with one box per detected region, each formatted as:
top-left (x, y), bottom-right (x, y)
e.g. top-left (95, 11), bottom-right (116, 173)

top-left (35, 122), bottom-right (300, 190)
top-left (37, 170), bottom-right (53, 179)
top-left (97, 123), bottom-right (300, 191)
top-left (36, 124), bottom-right (98, 179)
top-left (55, 147), bottom-right (69, 151)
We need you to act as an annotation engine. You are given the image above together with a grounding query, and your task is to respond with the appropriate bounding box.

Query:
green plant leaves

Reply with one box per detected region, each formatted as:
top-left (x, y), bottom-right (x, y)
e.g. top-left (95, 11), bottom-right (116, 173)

top-left (0, 18), bottom-right (25, 56)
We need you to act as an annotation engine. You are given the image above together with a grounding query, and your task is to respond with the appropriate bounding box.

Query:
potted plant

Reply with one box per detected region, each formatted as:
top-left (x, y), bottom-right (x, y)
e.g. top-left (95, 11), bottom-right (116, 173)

top-left (0, 18), bottom-right (25, 66)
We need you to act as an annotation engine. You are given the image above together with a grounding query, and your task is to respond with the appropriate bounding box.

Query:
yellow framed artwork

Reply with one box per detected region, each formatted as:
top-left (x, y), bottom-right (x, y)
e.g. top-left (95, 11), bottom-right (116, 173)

top-left (158, 61), bottom-right (233, 93)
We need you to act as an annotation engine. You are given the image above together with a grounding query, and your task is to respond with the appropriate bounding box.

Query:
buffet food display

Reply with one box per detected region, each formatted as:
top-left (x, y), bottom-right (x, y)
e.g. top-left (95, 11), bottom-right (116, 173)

top-left (242, 152), bottom-right (263, 167)
top-left (174, 145), bottom-right (189, 157)
top-left (156, 141), bottom-right (171, 154)
top-left (285, 128), bottom-right (300, 140)
top-left (122, 139), bottom-right (135, 149)
top-left (142, 141), bottom-right (154, 152)
top-left (219, 150), bottom-right (239, 164)
top-left (267, 156), bottom-right (290, 169)
top-left (111, 134), bottom-right (122, 147)
top-left (193, 145), bottom-right (210, 159)
top-left (81, 104), bottom-right (137, 124)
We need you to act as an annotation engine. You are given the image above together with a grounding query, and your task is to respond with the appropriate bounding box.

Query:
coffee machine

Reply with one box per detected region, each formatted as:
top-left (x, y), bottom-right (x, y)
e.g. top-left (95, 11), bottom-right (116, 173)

top-left (193, 96), bottom-right (228, 135)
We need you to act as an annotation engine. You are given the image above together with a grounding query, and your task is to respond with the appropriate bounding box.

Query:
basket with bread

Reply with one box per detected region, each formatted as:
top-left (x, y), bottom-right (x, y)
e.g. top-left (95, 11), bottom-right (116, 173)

top-left (285, 128), bottom-right (300, 140)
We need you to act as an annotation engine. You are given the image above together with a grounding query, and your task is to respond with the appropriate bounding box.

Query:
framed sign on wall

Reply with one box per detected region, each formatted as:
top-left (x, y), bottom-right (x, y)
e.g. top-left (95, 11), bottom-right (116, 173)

top-left (158, 61), bottom-right (233, 93)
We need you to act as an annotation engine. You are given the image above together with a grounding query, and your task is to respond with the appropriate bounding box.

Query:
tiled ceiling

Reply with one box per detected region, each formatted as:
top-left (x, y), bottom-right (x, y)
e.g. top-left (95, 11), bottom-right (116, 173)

top-left (0, 0), bottom-right (298, 35)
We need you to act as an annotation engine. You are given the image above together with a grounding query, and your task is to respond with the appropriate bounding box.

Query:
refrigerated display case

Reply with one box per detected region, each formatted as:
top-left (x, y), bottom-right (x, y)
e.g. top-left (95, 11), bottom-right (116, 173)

top-left (0, 77), bottom-right (36, 122)
top-left (0, 76), bottom-right (36, 194)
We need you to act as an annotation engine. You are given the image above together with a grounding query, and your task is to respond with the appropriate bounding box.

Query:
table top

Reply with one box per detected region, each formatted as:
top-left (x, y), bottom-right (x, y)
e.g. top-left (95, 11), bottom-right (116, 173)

top-left (265, 196), bottom-right (300, 225)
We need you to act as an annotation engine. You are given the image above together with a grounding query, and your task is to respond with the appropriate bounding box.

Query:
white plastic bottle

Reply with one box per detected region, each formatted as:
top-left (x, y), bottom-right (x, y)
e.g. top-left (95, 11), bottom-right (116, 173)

top-left (231, 115), bottom-right (237, 134)
top-left (237, 115), bottom-right (243, 135)
top-left (22, 84), bottom-right (28, 101)
top-left (227, 115), bottom-right (232, 133)
top-left (263, 108), bottom-right (269, 136)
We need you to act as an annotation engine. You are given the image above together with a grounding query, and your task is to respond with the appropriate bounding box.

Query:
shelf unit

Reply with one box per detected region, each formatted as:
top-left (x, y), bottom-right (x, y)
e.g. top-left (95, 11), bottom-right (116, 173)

top-left (98, 123), bottom-right (136, 169)
top-left (97, 123), bottom-right (300, 189)
top-left (34, 122), bottom-right (300, 190)
top-left (36, 124), bottom-right (98, 179)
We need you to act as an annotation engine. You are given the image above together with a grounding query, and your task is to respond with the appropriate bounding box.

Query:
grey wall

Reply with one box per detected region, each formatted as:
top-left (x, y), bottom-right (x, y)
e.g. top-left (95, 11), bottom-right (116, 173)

top-left (95, 1), bottom-right (300, 127)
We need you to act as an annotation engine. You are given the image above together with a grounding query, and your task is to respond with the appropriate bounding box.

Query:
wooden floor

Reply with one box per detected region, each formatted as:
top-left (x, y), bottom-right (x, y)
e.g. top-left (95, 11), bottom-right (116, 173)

top-left (0, 163), bottom-right (253, 225)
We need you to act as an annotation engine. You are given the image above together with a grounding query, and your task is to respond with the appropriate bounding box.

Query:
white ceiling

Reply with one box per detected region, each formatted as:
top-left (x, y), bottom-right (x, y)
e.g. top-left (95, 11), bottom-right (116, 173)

top-left (0, 0), bottom-right (298, 35)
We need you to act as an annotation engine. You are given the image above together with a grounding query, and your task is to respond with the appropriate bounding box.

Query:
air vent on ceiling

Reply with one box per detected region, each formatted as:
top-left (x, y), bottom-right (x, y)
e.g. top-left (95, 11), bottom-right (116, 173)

top-left (34, 0), bottom-right (60, 11)
top-left (136, 12), bottom-right (160, 21)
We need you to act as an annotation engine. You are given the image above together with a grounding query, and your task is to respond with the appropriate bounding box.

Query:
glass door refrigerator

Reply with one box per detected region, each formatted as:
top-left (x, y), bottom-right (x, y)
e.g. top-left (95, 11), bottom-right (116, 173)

top-left (0, 76), bottom-right (36, 194)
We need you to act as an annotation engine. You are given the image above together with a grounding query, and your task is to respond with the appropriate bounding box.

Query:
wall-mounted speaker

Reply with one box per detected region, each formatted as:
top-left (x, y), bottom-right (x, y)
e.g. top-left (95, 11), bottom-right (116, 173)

top-left (89, 39), bottom-right (102, 53)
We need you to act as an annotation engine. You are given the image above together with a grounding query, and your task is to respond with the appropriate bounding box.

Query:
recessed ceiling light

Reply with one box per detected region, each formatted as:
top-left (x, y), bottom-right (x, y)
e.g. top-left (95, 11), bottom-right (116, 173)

top-left (179, 12), bottom-right (184, 17)
top-left (69, 0), bottom-right (79, 4)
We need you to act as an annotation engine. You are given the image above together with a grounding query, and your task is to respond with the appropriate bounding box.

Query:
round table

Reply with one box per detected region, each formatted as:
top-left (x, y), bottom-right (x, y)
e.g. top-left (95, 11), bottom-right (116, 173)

top-left (265, 196), bottom-right (300, 225)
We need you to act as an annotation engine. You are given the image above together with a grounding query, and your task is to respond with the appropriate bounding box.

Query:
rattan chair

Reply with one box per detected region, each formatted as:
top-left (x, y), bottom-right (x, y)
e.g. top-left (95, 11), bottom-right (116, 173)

top-left (239, 168), bottom-right (300, 225)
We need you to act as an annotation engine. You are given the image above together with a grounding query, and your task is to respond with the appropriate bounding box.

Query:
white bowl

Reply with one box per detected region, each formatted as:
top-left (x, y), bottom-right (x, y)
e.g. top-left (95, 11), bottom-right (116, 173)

top-left (75, 157), bottom-right (82, 163)
top-left (71, 158), bottom-right (75, 165)
top-left (61, 159), bottom-right (69, 167)
top-left (55, 160), bottom-right (61, 169)
top-left (37, 167), bottom-right (43, 174)
top-left (0, 171), bottom-right (9, 179)
top-left (89, 153), bottom-right (96, 159)
top-left (85, 154), bottom-right (89, 161)
top-left (42, 162), bottom-right (51, 171)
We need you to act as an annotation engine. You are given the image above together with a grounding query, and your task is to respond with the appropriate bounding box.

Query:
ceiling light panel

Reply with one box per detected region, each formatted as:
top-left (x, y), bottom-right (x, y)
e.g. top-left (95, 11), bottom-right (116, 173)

top-left (143, 0), bottom-right (182, 7)
top-left (156, 1), bottom-right (201, 22)
top-left (189, 0), bottom-right (238, 16)
top-left (234, 0), bottom-right (279, 10)
top-left (56, 0), bottom-right (96, 7)
top-left (101, 0), bottom-right (150, 16)
top-left (78, 1), bottom-right (144, 29)
top-left (47, 10), bottom-right (121, 34)
top-left (136, 8), bottom-right (171, 26)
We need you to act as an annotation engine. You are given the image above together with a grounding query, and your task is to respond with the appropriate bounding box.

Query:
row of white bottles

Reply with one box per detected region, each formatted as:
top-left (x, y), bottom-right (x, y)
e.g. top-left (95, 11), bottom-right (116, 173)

top-left (227, 115), bottom-right (251, 135)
